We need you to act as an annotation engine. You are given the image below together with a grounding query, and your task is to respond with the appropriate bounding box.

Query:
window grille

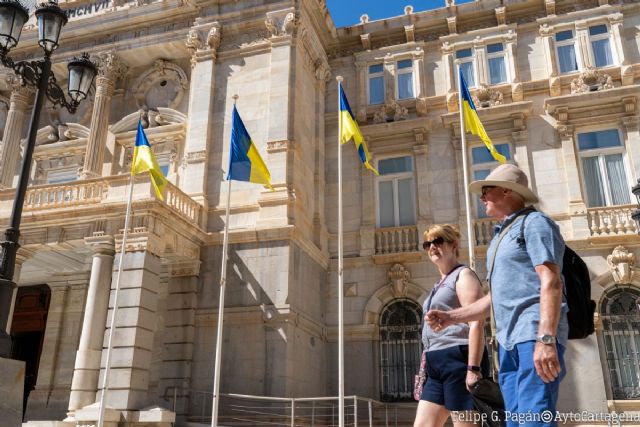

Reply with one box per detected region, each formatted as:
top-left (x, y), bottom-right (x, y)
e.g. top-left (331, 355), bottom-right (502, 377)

top-left (379, 299), bottom-right (422, 402)
top-left (601, 287), bottom-right (640, 399)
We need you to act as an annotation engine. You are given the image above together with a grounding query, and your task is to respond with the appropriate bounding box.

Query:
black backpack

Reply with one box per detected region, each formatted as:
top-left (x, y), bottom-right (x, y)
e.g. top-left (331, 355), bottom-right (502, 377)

top-left (517, 209), bottom-right (596, 340)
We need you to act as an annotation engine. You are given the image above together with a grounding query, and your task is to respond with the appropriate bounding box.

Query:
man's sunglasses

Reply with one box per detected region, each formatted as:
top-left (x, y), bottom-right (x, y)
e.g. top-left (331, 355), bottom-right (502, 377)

top-left (481, 186), bottom-right (497, 197)
top-left (422, 237), bottom-right (446, 250)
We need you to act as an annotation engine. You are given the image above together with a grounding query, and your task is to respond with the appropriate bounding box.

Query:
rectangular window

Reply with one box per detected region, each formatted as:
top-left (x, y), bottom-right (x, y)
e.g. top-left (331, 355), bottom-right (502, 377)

top-left (471, 144), bottom-right (512, 218)
top-left (456, 48), bottom-right (475, 87)
top-left (556, 30), bottom-right (578, 74)
top-left (589, 24), bottom-right (614, 68)
top-left (486, 43), bottom-right (507, 85)
top-left (368, 63), bottom-right (385, 105)
top-left (377, 156), bottom-right (416, 227)
top-left (396, 59), bottom-right (414, 100)
top-left (46, 168), bottom-right (78, 184)
top-left (578, 130), bottom-right (631, 207)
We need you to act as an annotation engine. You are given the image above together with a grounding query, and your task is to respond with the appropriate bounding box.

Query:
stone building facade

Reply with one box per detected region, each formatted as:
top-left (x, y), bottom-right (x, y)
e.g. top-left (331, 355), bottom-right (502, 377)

top-left (0, 0), bottom-right (639, 425)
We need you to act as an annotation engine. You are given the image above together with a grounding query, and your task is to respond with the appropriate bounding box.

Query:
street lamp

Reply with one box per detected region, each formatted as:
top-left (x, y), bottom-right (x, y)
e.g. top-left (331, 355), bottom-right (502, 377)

top-left (0, 0), bottom-right (96, 357)
top-left (632, 179), bottom-right (640, 234)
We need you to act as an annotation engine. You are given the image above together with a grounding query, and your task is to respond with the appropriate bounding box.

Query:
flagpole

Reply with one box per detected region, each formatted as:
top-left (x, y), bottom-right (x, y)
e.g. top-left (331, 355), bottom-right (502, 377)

top-left (457, 69), bottom-right (476, 270)
top-left (97, 171), bottom-right (135, 427)
top-left (211, 95), bottom-right (237, 427)
top-left (335, 76), bottom-right (345, 427)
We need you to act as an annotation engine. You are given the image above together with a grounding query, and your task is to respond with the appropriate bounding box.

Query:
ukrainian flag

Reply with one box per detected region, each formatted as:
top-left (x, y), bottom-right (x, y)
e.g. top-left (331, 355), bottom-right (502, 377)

top-left (338, 82), bottom-right (379, 175)
top-left (227, 105), bottom-right (273, 188)
top-left (459, 70), bottom-right (506, 164)
top-left (132, 120), bottom-right (168, 200)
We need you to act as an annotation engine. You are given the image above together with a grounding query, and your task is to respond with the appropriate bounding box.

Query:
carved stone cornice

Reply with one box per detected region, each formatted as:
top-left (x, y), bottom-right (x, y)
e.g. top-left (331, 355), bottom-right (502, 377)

top-left (266, 139), bottom-right (295, 153)
top-left (186, 20), bottom-right (221, 66)
top-left (265, 8), bottom-right (297, 39)
top-left (116, 226), bottom-right (163, 257)
top-left (168, 260), bottom-right (201, 277)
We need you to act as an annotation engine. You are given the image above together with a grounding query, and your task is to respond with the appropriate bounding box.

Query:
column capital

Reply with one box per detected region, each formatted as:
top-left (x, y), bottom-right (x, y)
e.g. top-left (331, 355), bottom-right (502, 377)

top-left (7, 74), bottom-right (35, 106)
top-left (96, 51), bottom-right (128, 81)
top-left (265, 8), bottom-right (297, 39)
top-left (85, 233), bottom-right (115, 256)
top-left (557, 124), bottom-right (574, 140)
top-left (186, 20), bottom-right (221, 66)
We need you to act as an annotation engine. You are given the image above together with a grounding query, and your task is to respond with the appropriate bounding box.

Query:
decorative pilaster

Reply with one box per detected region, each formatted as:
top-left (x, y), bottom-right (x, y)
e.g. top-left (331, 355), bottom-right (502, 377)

top-left (609, 13), bottom-right (633, 85)
top-left (442, 42), bottom-right (457, 112)
top-left (68, 235), bottom-right (115, 413)
top-left (355, 61), bottom-right (367, 122)
top-left (474, 38), bottom-right (488, 86)
top-left (359, 137), bottom-right (376, 257)
top-left (182, 18), bottom-right (221, 206)
top-left (97, 231), bottom-right (163, 410)
top-left (575, 21), bottom-right (591, 69)
top-left (413, 129), bottom-right (431, 236)
top-left (540, 24), bottom-right (560, 97)
top-left (558, 125), bottom-right (589, 239)
top-left (383, 54), bottom-right (394, 105)
top-left (81, 52), bottom-right (127, 179)
top-left (0, 76), bottom-right (34, 189)
top-left (622, 116), bottom-right (640, 180)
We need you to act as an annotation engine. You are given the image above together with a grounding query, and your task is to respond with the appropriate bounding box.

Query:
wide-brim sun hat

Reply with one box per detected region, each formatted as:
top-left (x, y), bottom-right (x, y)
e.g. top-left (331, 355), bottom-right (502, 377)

top-left (469, 163), bottom-right (539, 204)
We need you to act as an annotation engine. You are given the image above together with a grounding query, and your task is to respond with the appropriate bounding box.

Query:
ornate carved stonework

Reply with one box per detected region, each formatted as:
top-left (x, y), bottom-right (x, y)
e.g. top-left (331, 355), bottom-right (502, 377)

top-left (545, 0), bottom-right (555, 15)
top-left (373, 105), bottom-right (387, 124)
top-left (447, 16), bottom-right (457, 34)
top-left (416, 97), bottom-right (428, 116)
top-left (607, 246), bottom-right (635, 284)
top-left (495, 7), bottom-right (506, 25)
top-left (266, 140), bottom-right (295, 153)
top-left (473, 84), bottom-right (503, 108)
top-left (391, 101), bottom-right (408, 121)
top-left (186, 21), bottom-right (222, 66)
top-left (168, 260), bottom-right (201, 277)
top-left (96, 51), bottom-right (128, 81)
top-left (360, 33), bottom-right (371, 50)
top-left (387, 263), bottom-right (410, 298)
top-left (132, 59), bottom-right (188, 111)
top-left (265, 9), bottom-right (297, 38)
top-left (570, 67), bottom-right (614, 94)
top-left (182, 150), bottom-right (207, 166)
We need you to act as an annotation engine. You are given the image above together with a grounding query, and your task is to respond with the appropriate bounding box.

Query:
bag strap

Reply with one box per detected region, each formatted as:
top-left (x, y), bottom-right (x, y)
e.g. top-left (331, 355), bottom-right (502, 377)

top-left (485, 208), bottom-right (533, 381)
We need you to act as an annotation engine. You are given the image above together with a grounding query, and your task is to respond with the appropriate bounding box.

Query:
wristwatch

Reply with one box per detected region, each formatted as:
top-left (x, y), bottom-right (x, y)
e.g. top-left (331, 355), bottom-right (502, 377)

top-left (467, 365), bottom-right (481, 372)
top-left (536, 334), bottom-right (556, 345)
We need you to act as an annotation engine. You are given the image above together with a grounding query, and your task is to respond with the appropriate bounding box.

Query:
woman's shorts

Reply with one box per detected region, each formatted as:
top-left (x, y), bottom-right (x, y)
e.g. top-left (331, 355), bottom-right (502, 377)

top-left (420, 344), bottom-right (489, 411)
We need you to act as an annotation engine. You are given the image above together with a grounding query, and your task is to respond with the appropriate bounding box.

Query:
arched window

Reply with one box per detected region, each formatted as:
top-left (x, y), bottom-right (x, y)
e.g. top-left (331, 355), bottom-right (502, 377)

top-left (601, 286), bottom-right (640, 399)
top-left (379, 299), bottom-right (422, 401)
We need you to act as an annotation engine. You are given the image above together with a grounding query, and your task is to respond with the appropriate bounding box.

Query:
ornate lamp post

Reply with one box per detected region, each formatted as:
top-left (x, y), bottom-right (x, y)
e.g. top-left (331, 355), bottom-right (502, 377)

top-left (632, 179), bottom-right (640, 234)
top-left (0, 0), bottom-right (96, 357)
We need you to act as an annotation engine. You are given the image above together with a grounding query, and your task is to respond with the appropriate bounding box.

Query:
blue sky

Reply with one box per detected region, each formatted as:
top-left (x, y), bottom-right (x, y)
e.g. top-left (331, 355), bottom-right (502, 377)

top-left (326, 0), bottom-right (474, 28)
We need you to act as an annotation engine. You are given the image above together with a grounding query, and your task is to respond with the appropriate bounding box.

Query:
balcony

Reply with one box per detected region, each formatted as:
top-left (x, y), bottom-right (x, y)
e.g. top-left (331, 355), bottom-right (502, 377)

top-left (587, 204), bottom-right (637, 237)
top-left (0, 175), bottom-right (205, 229)
top-left (474, 218), bottom-right (499, 247)
top-left (375, 225), bottom-right (420, 255)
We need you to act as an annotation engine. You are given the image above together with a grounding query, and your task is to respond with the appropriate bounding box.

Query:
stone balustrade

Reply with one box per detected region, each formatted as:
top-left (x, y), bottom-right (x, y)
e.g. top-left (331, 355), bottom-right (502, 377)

top-left (474, 218), bottom-right (499, 246)
top-left (0, 176), bottom-right (204, 228)
top-left (587, 204), bottom-right (637, 237)
top-left (375, 225), bottom-right (419, 254)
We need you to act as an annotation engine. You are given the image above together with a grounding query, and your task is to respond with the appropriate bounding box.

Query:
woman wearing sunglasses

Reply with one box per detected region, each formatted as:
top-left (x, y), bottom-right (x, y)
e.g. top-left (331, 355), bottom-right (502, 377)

top-left (414, 224), bottom-right (488, 427)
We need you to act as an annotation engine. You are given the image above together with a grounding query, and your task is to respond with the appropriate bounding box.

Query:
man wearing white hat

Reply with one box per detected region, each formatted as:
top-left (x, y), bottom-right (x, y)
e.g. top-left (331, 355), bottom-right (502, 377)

top-left (426, 164), bottom-right (568, 427)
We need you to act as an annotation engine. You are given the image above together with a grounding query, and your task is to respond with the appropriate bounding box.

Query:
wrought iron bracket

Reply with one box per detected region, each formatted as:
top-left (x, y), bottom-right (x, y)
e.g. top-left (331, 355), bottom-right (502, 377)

top-left (0, 51), bottom-right (80, 114)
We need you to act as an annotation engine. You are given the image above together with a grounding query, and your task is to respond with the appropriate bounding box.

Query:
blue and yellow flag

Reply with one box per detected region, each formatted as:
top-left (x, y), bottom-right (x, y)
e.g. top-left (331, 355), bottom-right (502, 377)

top-left (132, 120), bottom-right (168, 200)
top-left (338, 82), bottom-right (379, 175)
top-left (459, 70), bottom-right (506, 164)
top-left (227, 105), bottom-right (273, 189)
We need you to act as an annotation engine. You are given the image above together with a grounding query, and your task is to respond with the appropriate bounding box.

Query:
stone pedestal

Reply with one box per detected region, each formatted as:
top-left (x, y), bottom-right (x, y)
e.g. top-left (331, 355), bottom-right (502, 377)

top-left (0, 356), bottom-right (25, 427)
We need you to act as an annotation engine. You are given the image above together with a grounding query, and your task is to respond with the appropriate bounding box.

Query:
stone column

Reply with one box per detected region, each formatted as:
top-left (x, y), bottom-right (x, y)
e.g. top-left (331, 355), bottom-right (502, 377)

top-left (81, 52), bottom-right (127, 179)
top-left (559, 125), bottom-right (589, 239)
top-left (0, 77), bottom-right (33, 189)
top-left (182, 19), bottom-right (220, 206)
top-left (68, 235), bottom-right (115, 412)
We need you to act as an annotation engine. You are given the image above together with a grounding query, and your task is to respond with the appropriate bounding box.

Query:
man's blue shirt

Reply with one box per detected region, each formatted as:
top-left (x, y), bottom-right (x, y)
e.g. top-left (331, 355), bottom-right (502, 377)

top-left (487, 209), bottom-right (569, 350)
